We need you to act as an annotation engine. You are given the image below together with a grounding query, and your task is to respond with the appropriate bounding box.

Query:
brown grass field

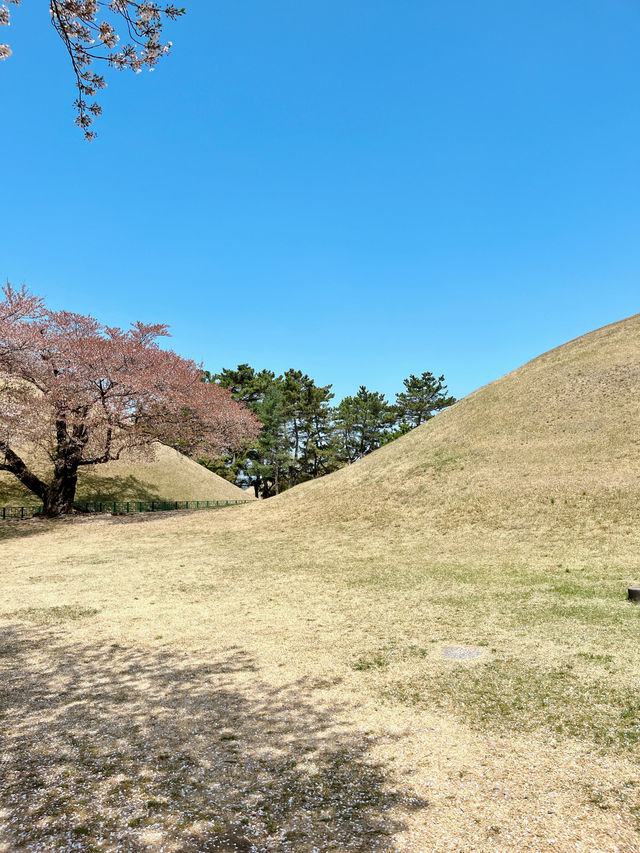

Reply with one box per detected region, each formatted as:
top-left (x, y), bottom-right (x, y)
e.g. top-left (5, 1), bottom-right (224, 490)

top-left (1, 314), bottom-right (640, 851)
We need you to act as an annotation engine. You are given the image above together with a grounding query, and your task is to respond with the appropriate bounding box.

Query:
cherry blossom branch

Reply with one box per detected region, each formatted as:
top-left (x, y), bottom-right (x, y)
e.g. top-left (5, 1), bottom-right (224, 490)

top-left (1, 1), bottom-right (185, 140)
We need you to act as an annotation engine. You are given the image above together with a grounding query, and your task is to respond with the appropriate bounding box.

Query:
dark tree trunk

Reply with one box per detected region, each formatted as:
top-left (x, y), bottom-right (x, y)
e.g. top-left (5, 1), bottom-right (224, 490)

top-left (2, 419), bottom-right (88, 517)
top-left (41, 455), bottom-right (81, 517)
top-left (0, 444), bottom-right (48, 502)
top-left (260, 477), bottom-right (274, 499)
top-left (38, 422), bottom-right (87, 517)
top-left (0, 445), bottom-right (78, 517)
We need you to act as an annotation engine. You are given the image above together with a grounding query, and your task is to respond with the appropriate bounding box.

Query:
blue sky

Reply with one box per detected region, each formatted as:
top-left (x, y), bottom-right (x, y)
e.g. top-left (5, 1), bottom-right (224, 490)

top-left (2, 0), bottom-right (639, 403)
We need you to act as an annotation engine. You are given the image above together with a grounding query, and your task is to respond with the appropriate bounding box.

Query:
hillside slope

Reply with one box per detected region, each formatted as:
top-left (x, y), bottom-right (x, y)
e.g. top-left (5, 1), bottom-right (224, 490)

top-left (258, 313), bottom-right (640, 542)
top-left (0, 442), bottom-right (252, 505)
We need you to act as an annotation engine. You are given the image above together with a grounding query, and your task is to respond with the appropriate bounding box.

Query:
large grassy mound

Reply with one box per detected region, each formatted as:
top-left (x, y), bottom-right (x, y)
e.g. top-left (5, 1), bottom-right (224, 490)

top-left (2, 316), bottom-right (639, 851)
top-left (260, 312), bottom-right (640, 540)
top-left (0, 441), bottom-right (252, 505)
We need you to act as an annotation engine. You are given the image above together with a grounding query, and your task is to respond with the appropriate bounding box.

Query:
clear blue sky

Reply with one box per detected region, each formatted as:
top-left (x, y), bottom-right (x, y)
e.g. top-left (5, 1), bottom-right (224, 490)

top-left (2, 0), bottom-right (639, 403)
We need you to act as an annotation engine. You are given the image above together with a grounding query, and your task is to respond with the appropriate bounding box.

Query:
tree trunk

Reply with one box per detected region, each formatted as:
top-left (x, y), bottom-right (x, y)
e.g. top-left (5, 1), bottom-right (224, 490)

top-left (42, 454), bottom-right (81, 517)
top-left (0, 444), bottom-right (48, 503)
top-left (2, 421), bottom-right (87, 517)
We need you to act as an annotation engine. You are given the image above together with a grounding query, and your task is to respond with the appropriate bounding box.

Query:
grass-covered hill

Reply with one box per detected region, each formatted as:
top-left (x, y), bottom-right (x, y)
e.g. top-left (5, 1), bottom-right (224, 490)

top-left (260, 312), bottom-right (640, 544)
top-left (0, 441), bottom-right (252, 505)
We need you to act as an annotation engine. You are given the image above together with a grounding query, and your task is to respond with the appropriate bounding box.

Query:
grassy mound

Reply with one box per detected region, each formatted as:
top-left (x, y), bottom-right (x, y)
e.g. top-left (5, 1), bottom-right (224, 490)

top-left (0, 441), bottom-right (252, 505)
top-left (259, 312), bottom-right (640, 541)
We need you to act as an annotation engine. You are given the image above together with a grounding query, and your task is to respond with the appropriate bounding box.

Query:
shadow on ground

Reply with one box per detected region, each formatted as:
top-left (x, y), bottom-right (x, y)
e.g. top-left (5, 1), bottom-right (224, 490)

top-left (0, 474), bottom-right (163, 542)
top-left (0, 517), bottom-right (58, 542)
top-left (0, 503), bottom-right (212, 544)
top-left (76, 473), bottom-right (164, 503)
top-left (0, 626), bottom-right (427, 851)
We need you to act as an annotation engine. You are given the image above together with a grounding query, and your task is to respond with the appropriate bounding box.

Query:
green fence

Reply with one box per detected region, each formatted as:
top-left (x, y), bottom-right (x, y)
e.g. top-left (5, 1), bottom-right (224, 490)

top-left (0, 505), bottom-right (42, 520)
top-left (0, 499), bottom-right (251, 520)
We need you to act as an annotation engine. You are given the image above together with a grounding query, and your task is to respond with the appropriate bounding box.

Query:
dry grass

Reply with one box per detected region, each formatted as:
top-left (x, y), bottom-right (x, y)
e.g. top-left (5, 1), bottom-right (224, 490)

top-left (0, 442), bottom-right (252, 506)
top-left (1, 314), bottom-right (640, 850)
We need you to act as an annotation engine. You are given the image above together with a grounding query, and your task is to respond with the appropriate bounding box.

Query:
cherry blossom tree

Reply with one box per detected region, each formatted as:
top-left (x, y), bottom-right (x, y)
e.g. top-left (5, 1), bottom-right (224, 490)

top-left (0, 1), bottom-right (185, 139)
top-left (0, 286), bottom-right (260, 516)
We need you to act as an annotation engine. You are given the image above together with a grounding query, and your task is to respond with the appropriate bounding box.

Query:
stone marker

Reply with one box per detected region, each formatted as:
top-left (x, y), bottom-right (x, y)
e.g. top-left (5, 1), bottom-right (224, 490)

top-left (441, 646), bottom-right (485, 660)
top-left (628, 587), bottom-right (640, 603)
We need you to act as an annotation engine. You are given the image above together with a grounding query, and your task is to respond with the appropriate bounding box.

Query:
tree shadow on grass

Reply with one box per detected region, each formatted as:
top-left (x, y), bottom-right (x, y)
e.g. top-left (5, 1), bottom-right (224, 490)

top-left (0, 627), bottom-right (428, 851)
top-left (0, 510), bottom-right (160, 544)
top-left (0, 517), bottom-right (57, 542)
top-left (0, 474), bottom-right (164, 543)
top-left (75, 472), bottom-right (164, 503)
top-left (0, 501), bottom-right (217, 547)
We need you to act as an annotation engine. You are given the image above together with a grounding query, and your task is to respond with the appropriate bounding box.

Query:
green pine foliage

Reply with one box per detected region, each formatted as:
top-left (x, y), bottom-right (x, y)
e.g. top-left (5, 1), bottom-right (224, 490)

top-left (199, 365), bottom-right (455, 498)
top-left (334, 387), bottom-right (397, 463)
top-left (395, 372), bottom-right (456, 427)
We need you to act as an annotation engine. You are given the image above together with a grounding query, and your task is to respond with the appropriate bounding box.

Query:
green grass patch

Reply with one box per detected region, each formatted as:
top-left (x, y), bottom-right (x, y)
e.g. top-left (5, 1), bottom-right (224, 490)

top-left (388, 656), bottom-right (640, 754)
top-left (352, 643), bottom-right (429, 671)
top-left (11, 605), bottom-right (99, 624)
top-left (27, 574), bottom-right (67, 584)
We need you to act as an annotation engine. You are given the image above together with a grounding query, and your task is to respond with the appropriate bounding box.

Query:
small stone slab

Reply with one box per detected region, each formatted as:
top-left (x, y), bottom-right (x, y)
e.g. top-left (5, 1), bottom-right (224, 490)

top-left (441, 646), bottom-right (485, 660)
top-left (628, 587), bottom-right (640, 603)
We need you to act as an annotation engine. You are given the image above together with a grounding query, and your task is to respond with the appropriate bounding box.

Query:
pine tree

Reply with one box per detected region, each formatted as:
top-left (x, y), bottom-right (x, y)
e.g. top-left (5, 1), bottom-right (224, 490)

top-left (334, 387), bottom-right (396, 464)
top-left (201, 365), bottom-right (276, 489)
top-left (395, 372), bottom-right (456, 428)
top-left (250, 382), bottom-right (291, 497)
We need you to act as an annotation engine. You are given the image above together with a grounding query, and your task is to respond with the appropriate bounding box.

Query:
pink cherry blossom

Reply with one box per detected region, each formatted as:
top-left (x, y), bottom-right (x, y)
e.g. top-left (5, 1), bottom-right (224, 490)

top-left (0, 285), bottom-right (260, 515)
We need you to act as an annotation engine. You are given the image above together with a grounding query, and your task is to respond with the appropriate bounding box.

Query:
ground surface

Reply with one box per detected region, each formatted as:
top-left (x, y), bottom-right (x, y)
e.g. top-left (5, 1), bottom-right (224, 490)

top-left (1, 315), bottom-right (639, 851)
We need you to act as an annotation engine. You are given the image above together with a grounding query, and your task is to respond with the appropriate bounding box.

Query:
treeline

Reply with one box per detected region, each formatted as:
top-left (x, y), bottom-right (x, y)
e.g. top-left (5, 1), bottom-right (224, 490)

top-left (201, 365), bottom-right (456, 498)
